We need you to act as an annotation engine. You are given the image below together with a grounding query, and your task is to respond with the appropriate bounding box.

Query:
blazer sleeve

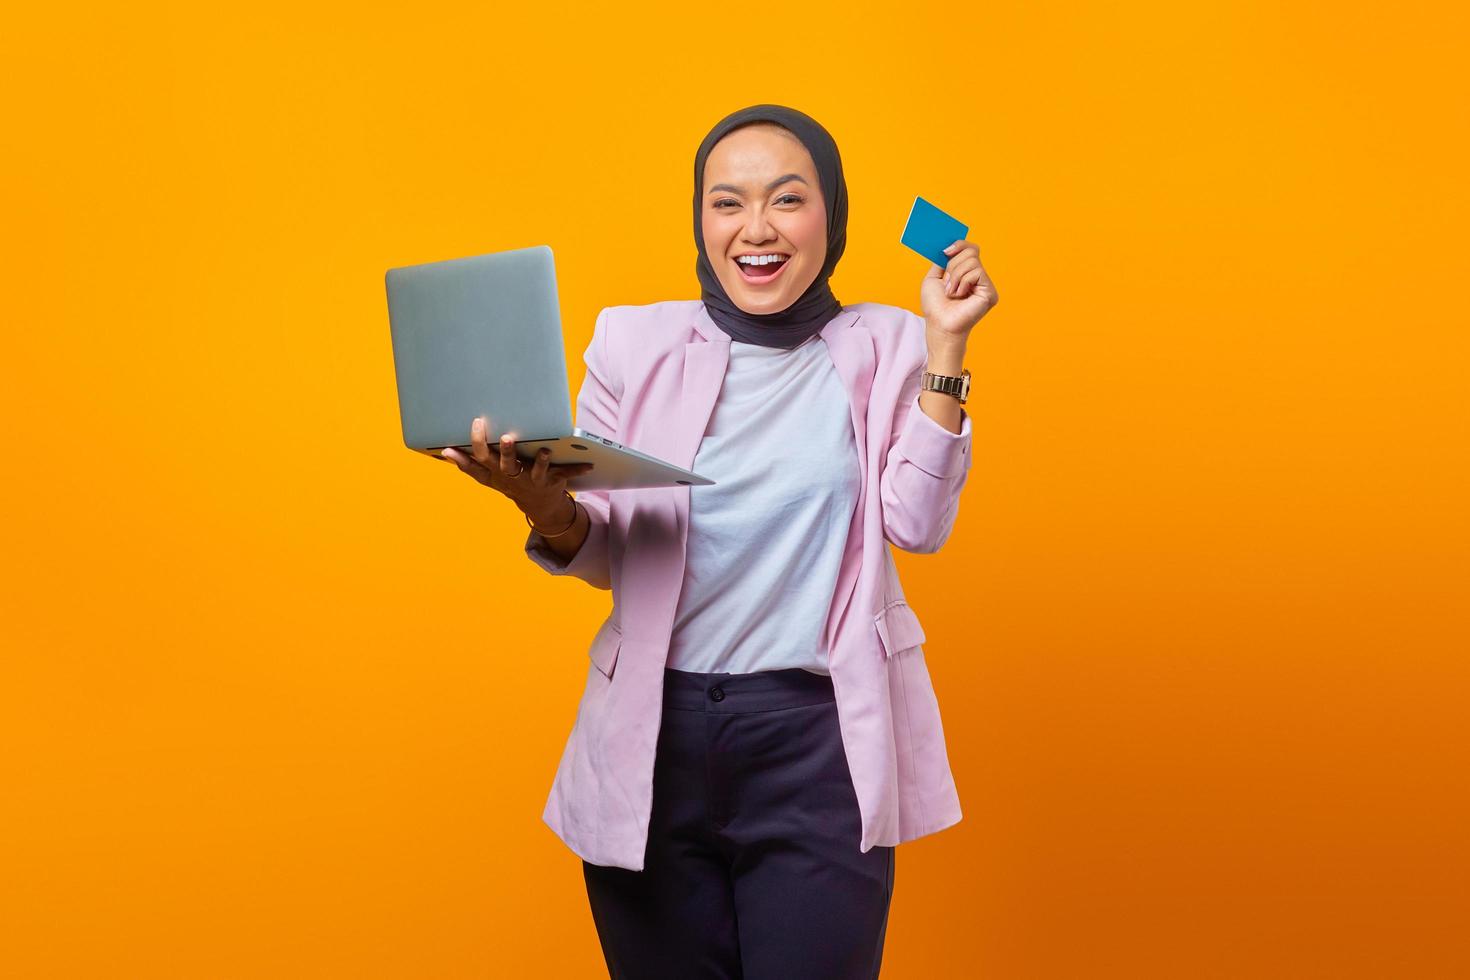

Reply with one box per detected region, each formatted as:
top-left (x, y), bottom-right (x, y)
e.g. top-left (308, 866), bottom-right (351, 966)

top-left (878, 315), bottom-right (974, 554)
top-left (523, 307), bottom-right (619, 589)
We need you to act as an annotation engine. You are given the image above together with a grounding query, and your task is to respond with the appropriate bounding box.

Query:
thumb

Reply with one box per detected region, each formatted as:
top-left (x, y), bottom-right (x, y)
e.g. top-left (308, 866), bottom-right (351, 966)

top-left (925, 262), bottom-right (944, 280)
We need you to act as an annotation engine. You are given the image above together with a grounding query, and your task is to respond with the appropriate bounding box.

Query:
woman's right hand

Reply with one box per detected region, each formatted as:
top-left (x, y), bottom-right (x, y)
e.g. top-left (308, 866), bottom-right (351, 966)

top-left (441, 415), bottom-right (594, 523)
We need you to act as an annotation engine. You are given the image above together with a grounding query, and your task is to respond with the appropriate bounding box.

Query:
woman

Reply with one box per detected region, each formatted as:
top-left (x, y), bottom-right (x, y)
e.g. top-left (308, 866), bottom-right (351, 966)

top-left (442, 104), bottom-right (997, 979)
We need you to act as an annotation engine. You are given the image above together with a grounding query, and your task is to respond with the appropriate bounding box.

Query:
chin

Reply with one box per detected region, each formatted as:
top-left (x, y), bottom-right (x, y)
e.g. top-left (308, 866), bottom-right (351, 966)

top-left (723, 279), bottom-right (810, 316)
top-left (734, 294), bottom-right (791, 315)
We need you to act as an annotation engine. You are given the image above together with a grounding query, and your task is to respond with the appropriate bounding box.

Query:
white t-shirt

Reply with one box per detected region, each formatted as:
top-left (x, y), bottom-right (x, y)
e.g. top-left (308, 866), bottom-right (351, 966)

top-left (665, 334), bottom-right (862, 676)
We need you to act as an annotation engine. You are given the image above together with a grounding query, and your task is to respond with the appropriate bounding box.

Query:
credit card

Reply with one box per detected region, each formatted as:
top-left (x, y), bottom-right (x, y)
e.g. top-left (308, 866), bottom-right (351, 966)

top-left (900, 195), bottom-right (969, 267)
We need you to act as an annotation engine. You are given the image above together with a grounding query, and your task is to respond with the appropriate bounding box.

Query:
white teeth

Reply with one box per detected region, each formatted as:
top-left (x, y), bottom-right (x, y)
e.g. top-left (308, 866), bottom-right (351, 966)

top-left (737, 254), bottom-right (786, 266)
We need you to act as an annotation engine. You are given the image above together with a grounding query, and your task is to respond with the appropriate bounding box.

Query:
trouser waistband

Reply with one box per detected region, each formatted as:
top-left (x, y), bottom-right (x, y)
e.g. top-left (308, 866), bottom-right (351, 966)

top-left (662, 666), bottom-right (835, 713)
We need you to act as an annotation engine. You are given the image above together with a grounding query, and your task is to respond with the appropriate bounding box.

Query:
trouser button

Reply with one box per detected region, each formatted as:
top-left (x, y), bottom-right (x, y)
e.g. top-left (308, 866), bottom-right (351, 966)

top-left (709, 686), bottom-right (725, 702)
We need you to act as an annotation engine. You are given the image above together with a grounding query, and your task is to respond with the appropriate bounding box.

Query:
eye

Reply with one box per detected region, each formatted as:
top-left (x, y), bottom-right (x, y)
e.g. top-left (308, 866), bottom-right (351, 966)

top-left (713, 199), bottom-right (739, 209)
top-left (776, 194), bottom-right (803, 205)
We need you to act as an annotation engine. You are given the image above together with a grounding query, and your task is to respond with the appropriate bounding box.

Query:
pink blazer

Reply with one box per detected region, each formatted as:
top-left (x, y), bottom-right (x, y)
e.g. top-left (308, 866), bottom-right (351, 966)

top-left (526, 299), bottom-right (972, 870)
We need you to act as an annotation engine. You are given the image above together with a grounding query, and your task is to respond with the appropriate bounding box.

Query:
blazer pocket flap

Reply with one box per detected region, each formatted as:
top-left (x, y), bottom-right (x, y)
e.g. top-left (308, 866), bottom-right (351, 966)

top-left (588, 618), bottom-right (623, 679)
top-left (874, 601), bottom-right (927, 658)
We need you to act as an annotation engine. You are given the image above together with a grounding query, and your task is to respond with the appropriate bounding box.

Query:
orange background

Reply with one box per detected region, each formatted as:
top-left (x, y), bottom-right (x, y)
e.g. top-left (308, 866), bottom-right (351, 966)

top-left (4, 2), bottom-right (1467, 977)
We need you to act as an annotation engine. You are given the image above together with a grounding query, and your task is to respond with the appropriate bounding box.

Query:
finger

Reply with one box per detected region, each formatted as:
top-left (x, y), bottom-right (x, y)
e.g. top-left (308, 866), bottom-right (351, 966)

top-left (945, 245), bottom-right (979, 277)
top-left (471, 415), bottom-right (494, 465)
top-left (444, 447), bottom-right (497, 487)
top-left (946, 261), bottom-right (965, 295)
top-left (942, 240), bottom-right (976, 263)
top-left (498, 434), bottom-right (522, 477)
top-left (950, 259), bottom-right (980, 295)
top-left (944, 254), bottom-right (970, 287)
top-left (951, 253), bottom-right (983, 291)
top-left (952, 270), bottom-right (977, 299)
top-left (926, 262), bottom-right (944, 281)
top-left (968, 270), bottom-right (993, 301)
top-left (530, 446), bottom-right (552, 483)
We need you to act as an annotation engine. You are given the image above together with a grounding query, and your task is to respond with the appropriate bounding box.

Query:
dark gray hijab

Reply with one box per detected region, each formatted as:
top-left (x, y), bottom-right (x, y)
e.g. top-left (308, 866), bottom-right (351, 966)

top-left (692, 104), bottom-right (847, 349)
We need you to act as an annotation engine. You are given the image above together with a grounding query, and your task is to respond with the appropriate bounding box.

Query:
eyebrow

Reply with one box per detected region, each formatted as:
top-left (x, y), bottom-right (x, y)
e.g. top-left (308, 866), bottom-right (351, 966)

top-left (706, 173), bottom-right (809, 196)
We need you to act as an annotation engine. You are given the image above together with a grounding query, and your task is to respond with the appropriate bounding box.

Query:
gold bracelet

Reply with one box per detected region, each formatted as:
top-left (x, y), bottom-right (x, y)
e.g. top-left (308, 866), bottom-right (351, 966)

top-left (525, 492), bottom-right (580, 539)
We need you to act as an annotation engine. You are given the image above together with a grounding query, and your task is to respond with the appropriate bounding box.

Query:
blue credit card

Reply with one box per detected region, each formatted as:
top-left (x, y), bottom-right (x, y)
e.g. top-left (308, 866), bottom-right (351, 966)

top-left (900, 195), bottom-right (969, 266)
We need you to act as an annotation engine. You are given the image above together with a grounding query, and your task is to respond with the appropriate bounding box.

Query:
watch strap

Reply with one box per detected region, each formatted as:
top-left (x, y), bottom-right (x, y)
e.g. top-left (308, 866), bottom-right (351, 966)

top-left (921, 367), bottom-right (970, 404)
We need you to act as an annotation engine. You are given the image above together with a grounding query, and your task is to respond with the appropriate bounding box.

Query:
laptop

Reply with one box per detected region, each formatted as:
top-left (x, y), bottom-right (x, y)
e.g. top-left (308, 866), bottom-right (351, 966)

top-left (385, 245), bottom-right (714, 491)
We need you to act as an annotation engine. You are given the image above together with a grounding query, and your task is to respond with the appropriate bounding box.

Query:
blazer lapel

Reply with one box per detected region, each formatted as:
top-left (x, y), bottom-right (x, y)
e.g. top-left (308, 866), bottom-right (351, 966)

top-left (673, 342), bottom-right (730, 472)
top-left (817, 311), bottom-right (874, 655)
top-left (819, 312), bottom-right (874, 489)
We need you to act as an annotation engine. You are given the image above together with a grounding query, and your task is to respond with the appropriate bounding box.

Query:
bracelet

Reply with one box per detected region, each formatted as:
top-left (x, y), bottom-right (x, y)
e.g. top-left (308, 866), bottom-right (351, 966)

top-left (525, 492), bottom-right (581, 539)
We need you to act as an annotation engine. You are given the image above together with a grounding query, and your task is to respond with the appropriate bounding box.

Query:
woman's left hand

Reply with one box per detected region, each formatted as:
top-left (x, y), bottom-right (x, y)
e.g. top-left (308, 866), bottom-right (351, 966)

top-left (920, 239), bottom-right (999, 338)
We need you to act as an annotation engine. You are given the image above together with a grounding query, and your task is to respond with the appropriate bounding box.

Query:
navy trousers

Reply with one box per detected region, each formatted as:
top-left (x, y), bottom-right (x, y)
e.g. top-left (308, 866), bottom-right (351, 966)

top-left (582, 666), bottom-right (895, 980)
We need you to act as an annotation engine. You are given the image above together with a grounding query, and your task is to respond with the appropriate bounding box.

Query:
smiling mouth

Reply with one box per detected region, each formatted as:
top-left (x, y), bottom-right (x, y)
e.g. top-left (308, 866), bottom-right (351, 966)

top-left (733, 255), bottom-right (791, 284)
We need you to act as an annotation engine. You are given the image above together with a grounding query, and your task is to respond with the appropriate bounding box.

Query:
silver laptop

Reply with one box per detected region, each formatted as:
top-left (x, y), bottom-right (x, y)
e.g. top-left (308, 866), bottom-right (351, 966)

top-left (385, 245), bottom-right (713, 491)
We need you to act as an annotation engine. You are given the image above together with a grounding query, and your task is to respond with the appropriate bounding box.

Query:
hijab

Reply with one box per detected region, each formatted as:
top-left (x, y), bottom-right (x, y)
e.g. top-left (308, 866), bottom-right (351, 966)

top-left (692, 104), bottom-right (848, 349)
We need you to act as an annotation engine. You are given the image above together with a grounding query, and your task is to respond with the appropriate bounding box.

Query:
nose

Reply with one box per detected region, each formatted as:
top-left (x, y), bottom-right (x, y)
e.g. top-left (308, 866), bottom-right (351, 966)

top-left (741, 207), bottom-right (777, 246)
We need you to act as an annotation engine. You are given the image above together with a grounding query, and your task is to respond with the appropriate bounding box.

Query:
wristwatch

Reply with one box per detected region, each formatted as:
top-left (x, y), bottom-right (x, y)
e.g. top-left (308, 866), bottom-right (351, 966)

top-left (921, 368), bottom-right (971, 405)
